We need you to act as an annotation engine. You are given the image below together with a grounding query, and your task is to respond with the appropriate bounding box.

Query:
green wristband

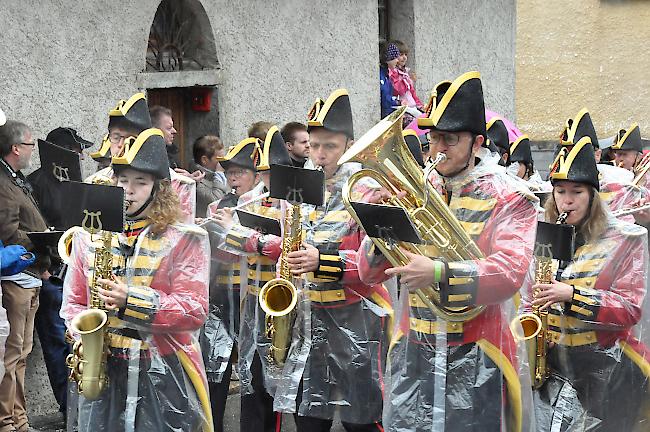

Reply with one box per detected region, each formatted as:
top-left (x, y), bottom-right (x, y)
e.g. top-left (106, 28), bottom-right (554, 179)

top-left (433, 260), bottom-right (442, 283)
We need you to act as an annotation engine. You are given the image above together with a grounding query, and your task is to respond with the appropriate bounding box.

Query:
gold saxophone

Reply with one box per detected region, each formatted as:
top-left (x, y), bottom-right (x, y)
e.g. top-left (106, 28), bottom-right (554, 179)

top-left (65, 176), bottom-right (115, 400)
top-left (339, 107), bottom-right (484, 322)
top-left (512, 212), bottom-right (568, 389)
top-left (258, 203), bottom-right (300, 366)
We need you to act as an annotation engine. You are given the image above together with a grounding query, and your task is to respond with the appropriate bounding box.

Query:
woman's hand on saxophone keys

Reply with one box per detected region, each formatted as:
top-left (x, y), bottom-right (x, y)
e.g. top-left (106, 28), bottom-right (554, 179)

top-left (531, 279), bottom-right (574, 311)
top-left (287, 242), bottom-right (319, 275)
top-left (97, 276), bottom-right (128, 309)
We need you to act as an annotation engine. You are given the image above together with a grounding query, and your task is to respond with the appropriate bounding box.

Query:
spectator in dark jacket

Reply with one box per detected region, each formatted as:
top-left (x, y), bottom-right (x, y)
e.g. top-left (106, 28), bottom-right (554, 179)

top-left (0, 120), bottom-right (51, 432)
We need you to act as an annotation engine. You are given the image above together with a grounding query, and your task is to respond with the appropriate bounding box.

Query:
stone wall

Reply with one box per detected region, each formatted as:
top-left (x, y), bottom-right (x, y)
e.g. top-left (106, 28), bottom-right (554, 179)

top-left (410, 0), bottom-right (517, 120)
top-left (0, 0), bottom-right (379, 177)
top-left (517, 0), bottom-right (650, 139)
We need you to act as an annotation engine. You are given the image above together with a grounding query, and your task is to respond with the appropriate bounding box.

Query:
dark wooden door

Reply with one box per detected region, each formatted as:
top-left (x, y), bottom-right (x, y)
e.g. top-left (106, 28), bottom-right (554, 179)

top-left (147, 88), bottom-right (187, 168)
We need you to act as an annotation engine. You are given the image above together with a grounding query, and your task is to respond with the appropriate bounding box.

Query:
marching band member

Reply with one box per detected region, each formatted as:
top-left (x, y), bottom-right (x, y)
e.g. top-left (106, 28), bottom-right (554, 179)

top-left (87, 93), bottom-right (197, 223)
top-left (507, 135), bottom-right (545, 189)
top-left (486, 116), bottom-right (511, 166)
top-left (202, 137), bottom-right (261, 432)
top-left (62, 129), bottom-right (212, 431)
top-left (207, 126), bottom-right (291, 431)
top-left (531, 136), bottom-right (649, 431)
top-left (610, 123), bottom-right (645, 178)
top-left (358, 71), bottom-right (538, 431)
top-left (268, 89), bottom-right (391, 431)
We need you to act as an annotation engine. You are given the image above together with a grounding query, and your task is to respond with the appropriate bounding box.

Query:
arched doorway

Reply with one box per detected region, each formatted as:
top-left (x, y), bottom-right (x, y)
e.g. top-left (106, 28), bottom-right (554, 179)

top-left (141, 0), bottom-right (221, 169)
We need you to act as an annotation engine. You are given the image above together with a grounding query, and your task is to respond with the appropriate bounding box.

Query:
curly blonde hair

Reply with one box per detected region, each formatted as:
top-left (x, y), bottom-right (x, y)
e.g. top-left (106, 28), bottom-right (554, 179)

top-left (147, 179), bottom-right (182, 233)
top-left (545, 185), bottom-right (608, 243)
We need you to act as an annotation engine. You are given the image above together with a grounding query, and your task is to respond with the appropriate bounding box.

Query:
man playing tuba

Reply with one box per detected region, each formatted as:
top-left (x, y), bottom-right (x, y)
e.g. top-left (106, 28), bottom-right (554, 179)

top-left (357, 71), bottom-right (538, 431)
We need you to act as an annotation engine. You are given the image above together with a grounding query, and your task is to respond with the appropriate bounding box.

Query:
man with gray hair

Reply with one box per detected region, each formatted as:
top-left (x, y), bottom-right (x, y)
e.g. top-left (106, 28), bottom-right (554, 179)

top-left (0, 120), bottom-right (51, 432)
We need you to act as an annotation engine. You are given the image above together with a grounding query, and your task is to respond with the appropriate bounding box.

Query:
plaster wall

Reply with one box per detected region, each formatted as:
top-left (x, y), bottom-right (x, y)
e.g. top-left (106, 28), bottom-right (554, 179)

top-left (516, 0), bottom-right (650, 139)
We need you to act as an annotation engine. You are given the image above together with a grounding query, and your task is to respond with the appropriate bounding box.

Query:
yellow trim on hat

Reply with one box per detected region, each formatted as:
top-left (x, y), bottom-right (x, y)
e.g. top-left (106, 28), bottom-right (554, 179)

top-left (509, 134), bottom-right (529, 156)
top-left (611, 123), bottom-right (639, 150)
top-left (563, 107), bottom-right (589, 145)
top-left (418, 72), bottom-right (480, 128)
top-left (307, 89), bottom-right (349, 127)
top-left (108, 93), bottom-right (146, 118)
top-left (90, 134), bottom-right (111, 160)
top-left (219, 137), bottom-right (261, 163)
top-left (257, 125), bottom-right (280, 171)
top-left (111, 128), bottom-right (163, 166)
top-left (486, 116), bottom-right (502, 131)
top-left (402, 129), bottom-right (419, 139)
top-left (551, 136), bottom-right (592, 181)
top-left (418, 80), bottom-right (452, 128)
top-left (307, 98), bottom-right (324, 124)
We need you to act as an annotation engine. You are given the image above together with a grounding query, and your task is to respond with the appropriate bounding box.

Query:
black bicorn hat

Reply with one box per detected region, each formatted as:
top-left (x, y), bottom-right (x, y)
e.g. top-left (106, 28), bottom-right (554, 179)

top-left (560, 108), bottom-right (599, 149)
top-left (46, 127), bottom-right (93, 152)
top-left (509, 135), bottom-right (534, 165)
top-left (402, 129), bottom-right (425, 168)
top-left (486, 117), bottom-right (510, 152)
top-left (417, 71), bottom-right (486, 136)
top-left (611, 123), bottom-right (642, 152)
top-left (219, 137), bottom-right (261, 172)
top-left (257, 125), bottom-right (292, 171)
top-left (307, 89), bottom-right (354, 140)
top-left (108, 93), bottom-right (152, 134)
top-left (550, 136), bottom-right (599, 190)
top-left (111, 128), bottom-right (170, 180)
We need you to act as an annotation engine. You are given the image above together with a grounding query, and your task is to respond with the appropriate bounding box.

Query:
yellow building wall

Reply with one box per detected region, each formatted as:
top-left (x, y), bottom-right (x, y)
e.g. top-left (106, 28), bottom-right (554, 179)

top-left (516, 0), bottom-right (650, 140)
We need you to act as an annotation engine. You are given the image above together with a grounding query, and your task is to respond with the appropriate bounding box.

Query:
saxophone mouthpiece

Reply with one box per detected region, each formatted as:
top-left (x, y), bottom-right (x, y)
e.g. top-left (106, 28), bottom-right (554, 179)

top-left (556, 211), bottom-right (570, 224)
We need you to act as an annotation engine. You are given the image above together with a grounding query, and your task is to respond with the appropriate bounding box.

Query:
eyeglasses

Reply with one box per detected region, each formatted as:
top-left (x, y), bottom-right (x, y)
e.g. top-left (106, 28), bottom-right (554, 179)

top-left (108, 132), bottom-right (131, 144)
top-left (225, 168), bottom-right (249, 178)
top-left (19, 142), bottom-right (36, 147)
top-left (428, 132), bottom-right (463, 147)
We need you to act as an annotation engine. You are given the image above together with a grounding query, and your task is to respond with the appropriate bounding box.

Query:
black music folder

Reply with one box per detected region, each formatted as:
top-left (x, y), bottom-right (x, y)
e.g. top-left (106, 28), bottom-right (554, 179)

top-left (60, 181), bottom-right (125, 233)
top-left (236, 209), bottom-right (282, 236)
top-left (38, 139), bottom-right (82, 182)
top-left (535, 220), bottom-right (575, 260)
top-left (351, 201), bottom-right (423, 244)
top-left (269, 164), bottom-right (325, 206)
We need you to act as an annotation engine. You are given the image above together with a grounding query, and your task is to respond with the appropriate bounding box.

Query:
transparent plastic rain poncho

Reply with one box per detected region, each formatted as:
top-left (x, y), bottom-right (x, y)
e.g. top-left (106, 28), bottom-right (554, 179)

top-left (599, 177), bottom-right (650, 224)
top-left (61, 222), bottom-right (212, 432)
top-left (357, 151), bottom-right (538, 431)
top-left (520, 215), bottom-right (649, 431)
top-left (202, 181), bottom-right (291, 396)
top-left (202, 166), bottom-right (393, 424)
top-left (85, 167), bottom-right (197, 224)
top-left (200, 195), bottom-right (247, 386)
top-left (275, 162), bottom-right (393, 424)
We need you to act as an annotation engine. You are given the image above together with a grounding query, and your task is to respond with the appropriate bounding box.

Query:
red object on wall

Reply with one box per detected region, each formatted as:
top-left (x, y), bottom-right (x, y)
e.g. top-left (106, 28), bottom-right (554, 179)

top-left (191, 87), bottom-right (212, 112)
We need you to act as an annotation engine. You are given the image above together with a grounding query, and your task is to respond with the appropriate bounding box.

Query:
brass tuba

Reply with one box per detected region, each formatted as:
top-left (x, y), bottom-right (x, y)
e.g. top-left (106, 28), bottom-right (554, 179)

top-left (339, 107), bottom-right (484, 322)
top-left (511, 212), bottom-right (568, 389)
top-left (65, 177), bottom-right (114, 400)
top-left (258, 203), bottom-right (300, 366)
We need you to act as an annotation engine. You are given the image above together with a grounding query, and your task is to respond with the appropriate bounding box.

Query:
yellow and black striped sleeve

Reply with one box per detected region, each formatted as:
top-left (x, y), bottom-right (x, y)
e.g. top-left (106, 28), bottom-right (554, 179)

top-left (313, 250), bottom-right (345, 282)
top-left (565, 285), bottom-right (601, 319)
top-left (438, 261), bottom-right (479, 308)
top-left (224, 225), bottom-right (251, 252)
top-left (120, 286), bottom-right (160, 326)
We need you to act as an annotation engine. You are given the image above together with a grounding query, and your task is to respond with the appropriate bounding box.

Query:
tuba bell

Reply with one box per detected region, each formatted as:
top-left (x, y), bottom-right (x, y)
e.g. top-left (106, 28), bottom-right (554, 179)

top-left (339, 107), bottom-right (485, 322)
